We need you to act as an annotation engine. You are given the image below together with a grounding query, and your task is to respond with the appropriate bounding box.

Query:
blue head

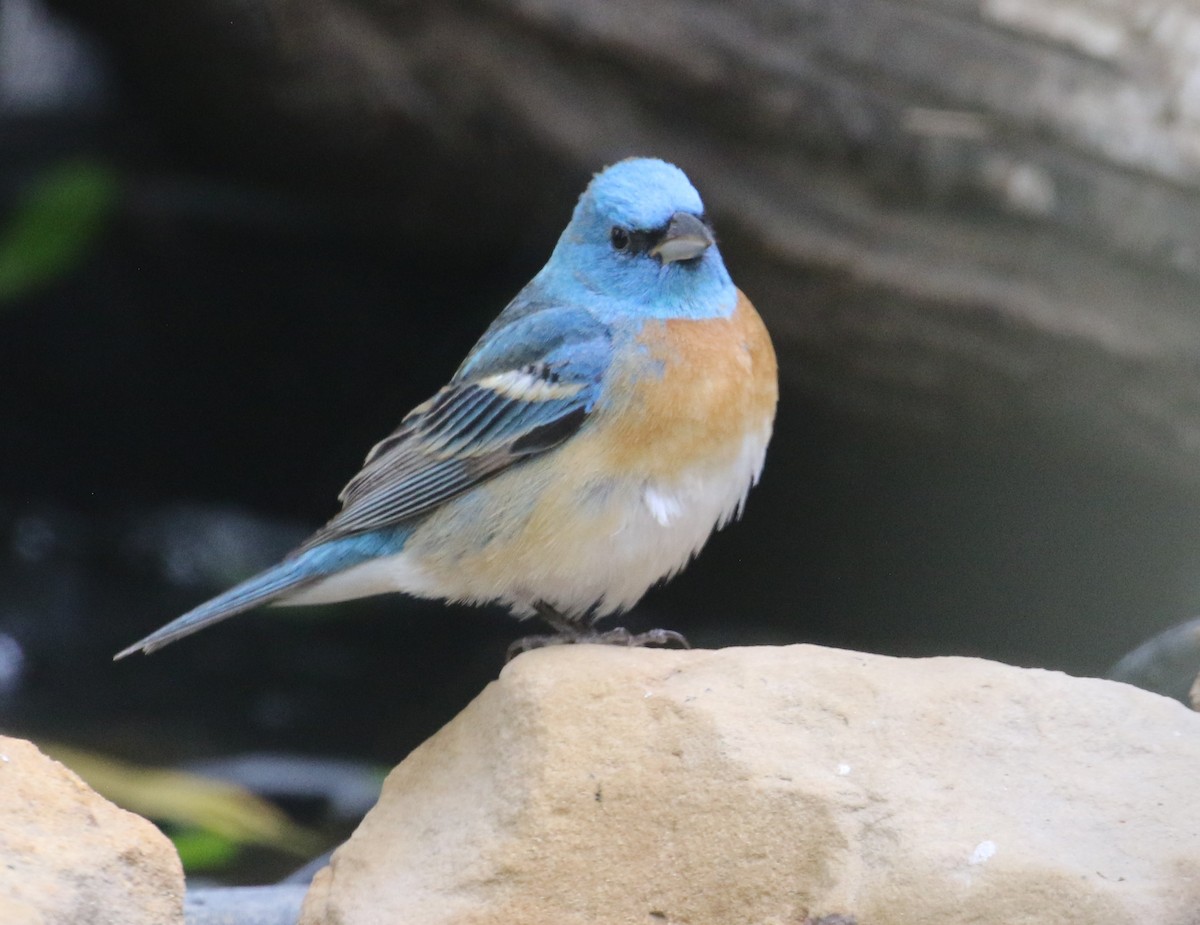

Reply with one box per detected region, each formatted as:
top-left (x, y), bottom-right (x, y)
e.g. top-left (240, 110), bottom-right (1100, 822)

top-left (535, 158), bottom-right (736, 321)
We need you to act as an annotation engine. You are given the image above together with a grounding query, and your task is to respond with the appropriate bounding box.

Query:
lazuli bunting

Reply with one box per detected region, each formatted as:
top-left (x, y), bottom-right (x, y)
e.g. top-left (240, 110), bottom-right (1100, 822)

top-left (116, 158), bottom-right (778, 659)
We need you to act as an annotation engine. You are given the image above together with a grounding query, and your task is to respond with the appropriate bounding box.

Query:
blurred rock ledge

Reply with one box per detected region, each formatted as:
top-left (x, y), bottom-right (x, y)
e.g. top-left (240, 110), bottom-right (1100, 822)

top-left (300, 644), bottom-right (1200, 925)
top-left (47, 0), bottom-right (1200, 492)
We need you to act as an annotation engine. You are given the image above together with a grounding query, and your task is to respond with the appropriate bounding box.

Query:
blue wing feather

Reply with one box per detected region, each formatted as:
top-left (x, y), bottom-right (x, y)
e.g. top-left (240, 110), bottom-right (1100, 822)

top-left (301, 301), bottom-right (611, 548)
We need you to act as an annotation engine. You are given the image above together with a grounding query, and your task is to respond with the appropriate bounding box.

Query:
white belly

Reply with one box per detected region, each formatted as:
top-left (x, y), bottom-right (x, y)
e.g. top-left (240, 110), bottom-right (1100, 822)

top-left (285, 425), bottom-right (771, 620)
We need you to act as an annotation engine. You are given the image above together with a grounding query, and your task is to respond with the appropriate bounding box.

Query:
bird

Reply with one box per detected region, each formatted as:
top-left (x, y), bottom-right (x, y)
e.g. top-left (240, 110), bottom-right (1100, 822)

top-left (115, 157), bottom-right (778, 661)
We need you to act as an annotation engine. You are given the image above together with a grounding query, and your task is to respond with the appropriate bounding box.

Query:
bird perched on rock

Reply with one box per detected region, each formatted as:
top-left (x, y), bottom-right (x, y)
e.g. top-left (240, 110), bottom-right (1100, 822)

top-left (116, 158), bottom-right (778, 660)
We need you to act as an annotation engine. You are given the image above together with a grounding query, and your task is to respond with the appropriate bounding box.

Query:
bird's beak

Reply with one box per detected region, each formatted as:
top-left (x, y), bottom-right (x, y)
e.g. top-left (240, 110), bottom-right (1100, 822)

top-left (650, 212), bottom-right (714, 264)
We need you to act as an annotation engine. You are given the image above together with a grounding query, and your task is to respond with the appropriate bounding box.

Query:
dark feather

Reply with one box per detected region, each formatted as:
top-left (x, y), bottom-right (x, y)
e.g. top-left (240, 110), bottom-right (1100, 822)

top-left (304, 363), bottom-right (599, 550)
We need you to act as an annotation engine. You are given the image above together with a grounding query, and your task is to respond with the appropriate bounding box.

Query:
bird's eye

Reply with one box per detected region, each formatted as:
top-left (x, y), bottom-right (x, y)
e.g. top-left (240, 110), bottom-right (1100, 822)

top-left (610, 227), bottom-right (630, 251)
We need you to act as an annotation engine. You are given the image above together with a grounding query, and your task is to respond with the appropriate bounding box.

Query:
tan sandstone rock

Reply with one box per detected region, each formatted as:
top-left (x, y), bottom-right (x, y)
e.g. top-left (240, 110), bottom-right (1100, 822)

top-left (0, 735), bottom-right (184, 925)
top-left (300, 645), bottom-right (1200, 925)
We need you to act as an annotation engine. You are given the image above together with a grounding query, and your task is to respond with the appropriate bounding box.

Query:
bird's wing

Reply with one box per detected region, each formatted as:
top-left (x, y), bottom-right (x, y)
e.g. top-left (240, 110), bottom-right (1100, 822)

top-left (301, 307), bottom-right (610, 549)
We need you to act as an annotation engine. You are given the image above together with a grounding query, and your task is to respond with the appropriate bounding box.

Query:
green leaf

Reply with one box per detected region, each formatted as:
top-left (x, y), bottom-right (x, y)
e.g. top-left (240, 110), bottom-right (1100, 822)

top-left (0, 160), bottom-right (120, 303)
top-left (170, 828), bottom-right (242, 872)
top-left (45, 743), bottom-right (324, 859)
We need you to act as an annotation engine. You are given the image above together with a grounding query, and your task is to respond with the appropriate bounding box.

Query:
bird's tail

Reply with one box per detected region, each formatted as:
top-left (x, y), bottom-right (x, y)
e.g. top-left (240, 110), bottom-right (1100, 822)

top-left (113, 530), bottom-right (408, 659)
top-left (114, 555), bottom-right (320, 659)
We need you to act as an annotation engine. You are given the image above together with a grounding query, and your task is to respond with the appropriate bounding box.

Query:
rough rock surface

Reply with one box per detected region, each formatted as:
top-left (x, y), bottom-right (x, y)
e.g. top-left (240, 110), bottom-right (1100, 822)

top-left (301, 644), bottom-right (1200, 925)
top-left (0, 735), bottom-right (184, 925)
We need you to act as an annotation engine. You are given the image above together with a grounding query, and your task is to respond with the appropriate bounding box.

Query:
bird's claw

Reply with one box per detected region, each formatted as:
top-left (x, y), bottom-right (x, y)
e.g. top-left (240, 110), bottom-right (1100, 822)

top-left (506, 626), bottom-right (690, 662)
top-left (623, 628), bottom-right (691, 649)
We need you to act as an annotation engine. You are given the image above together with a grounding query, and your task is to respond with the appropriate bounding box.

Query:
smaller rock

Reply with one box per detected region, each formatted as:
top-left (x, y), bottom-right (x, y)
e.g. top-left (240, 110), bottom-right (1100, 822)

top-left (0, 735), bottom-right (184, 925)
top-left (1191, 672), bottom-right (1199, 710)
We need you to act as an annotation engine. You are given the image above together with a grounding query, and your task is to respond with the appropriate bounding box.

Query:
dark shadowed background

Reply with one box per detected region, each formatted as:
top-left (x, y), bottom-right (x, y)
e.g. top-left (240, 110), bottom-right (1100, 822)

top-left (3, 0), bottom-right (1200, 882)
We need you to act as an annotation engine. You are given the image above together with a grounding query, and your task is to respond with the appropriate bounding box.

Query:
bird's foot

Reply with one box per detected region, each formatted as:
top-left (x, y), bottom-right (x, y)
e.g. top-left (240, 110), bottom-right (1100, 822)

top-left (506, 626), bottom-right (690, 662)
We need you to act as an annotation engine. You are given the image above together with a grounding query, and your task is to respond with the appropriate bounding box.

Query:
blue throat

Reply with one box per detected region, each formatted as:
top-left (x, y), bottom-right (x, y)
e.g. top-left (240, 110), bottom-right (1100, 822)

top-left (536, 242), bottom-right (736, 322)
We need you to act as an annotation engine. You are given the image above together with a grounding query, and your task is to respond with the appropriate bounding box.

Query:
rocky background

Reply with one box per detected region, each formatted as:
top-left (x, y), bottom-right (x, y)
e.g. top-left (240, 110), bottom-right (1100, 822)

top-left (3, 0), bottom-right (1200, 886)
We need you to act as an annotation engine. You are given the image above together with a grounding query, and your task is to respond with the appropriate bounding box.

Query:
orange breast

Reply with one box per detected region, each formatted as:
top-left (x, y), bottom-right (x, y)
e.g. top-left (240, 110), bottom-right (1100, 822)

top-left (596, 290), bottom-right (778, 478)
